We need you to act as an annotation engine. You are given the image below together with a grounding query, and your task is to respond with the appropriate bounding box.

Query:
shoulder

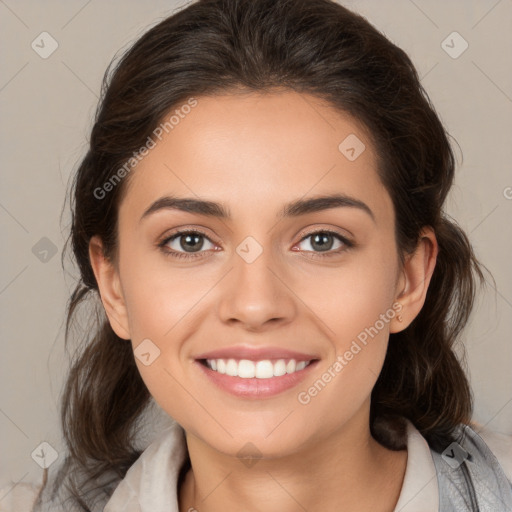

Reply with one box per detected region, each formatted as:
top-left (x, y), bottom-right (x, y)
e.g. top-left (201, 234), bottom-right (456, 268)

top-left (426, 422), bottom-right (512, 511)
top-left (0, 481), bottom-right (43, 512)
top-left (469, 421), bottom-right (512, 482)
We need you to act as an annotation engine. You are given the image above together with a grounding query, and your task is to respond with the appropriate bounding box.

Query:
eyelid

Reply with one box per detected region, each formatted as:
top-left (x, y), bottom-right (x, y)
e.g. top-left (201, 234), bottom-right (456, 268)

top-left (293, 227), bottom-right (354, 256)
top-left (297, 224), bottom-right (353, 241)
top-left (158, 226), bottom-right (218, 245)
top-left (158, 225), bottom-right (351, 245)
top-left (158, 225), bottom-right (354, 259)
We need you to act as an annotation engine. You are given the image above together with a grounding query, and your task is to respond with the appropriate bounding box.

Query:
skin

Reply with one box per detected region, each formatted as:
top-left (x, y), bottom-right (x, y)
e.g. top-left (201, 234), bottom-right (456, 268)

top-left (89, 90), bottom-right (438, 512)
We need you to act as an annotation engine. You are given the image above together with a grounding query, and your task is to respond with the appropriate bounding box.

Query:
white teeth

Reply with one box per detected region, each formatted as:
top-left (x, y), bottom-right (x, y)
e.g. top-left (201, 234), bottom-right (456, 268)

top-left (217, 359), bottom-right (226, 374)
top-left (255, 360), bottom-right (273, 379)
top-left (238, 359), bottom-right (255, 378)
top-left (273, 359), bottom-right (287, 376)
top-left (286, 360), bottom-right (296, 374)
top-left (205, 358), bottom-right (311, 378)
top-left (225, 358), bottom-right (238, 377)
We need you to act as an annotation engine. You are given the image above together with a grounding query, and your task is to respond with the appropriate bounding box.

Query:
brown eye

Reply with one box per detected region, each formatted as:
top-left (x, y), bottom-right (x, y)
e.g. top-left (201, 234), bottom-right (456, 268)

top-left (296, 230), bottom-right (353, 258)
top-left (159, 230), bottom-right (216, 259)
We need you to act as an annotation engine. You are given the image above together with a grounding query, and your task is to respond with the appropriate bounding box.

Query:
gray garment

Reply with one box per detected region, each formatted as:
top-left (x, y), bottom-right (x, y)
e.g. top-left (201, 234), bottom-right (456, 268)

top-left (431, 423), bottom-right (512, 511)
top-left (31, 421), bottom-right (512, 511)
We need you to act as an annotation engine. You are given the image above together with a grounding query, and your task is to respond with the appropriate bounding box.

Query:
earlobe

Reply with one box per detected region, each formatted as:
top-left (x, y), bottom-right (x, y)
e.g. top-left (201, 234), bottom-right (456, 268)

top-left (390, 228), bottom-right (438, 333)
top-left (88, 236), bottom-right (131, 340)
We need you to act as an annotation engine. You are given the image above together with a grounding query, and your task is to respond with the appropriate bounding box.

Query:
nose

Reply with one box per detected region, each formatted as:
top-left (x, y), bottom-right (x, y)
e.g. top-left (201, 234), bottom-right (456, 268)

top-left (217, 244), bottom-right (297, 332)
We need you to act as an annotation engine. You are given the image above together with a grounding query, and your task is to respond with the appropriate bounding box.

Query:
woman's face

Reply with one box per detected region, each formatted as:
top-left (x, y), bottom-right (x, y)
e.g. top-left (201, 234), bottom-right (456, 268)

top-left (94, 90), bottom-right (410, 458)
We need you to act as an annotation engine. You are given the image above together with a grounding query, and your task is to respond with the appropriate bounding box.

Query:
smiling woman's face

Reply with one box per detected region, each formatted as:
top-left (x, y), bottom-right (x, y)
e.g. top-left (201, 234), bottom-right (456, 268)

top-left (90, 90), bottom-right (424, 459)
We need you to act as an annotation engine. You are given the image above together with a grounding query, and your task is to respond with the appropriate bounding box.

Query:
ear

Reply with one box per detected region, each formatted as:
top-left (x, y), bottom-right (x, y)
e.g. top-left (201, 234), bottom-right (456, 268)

top-left (88, 235), bottom-right (131, 340)
top-left (390, 227), bottom-right (438, 333)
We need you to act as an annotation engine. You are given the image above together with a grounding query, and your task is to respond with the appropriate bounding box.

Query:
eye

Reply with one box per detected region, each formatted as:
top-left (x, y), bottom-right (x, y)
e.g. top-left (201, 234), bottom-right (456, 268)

top-left (295, 230), bottom-right (353, 258)
top-left (158, 228), bottom-right (353, 261)
top-left (158, 230), bottom-right (217, 259)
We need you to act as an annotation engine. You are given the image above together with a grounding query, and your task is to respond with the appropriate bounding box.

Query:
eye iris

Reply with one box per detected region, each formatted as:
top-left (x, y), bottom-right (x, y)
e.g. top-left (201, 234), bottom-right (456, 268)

top-left (311, 233), bottom-right (334, 252)
top-left (173, 232), bottom-right (339, 254)
top-left (180, 233), bottom-right (203, 252)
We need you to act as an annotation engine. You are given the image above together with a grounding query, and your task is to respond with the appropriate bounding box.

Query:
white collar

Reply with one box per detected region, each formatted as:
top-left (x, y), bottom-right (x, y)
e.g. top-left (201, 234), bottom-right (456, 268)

top-left (393, 419), bottom-right (439, 511)
top-left (104, 419), bottom-right (439, 511)
top-left (104, 420), bottom-right (188, 511)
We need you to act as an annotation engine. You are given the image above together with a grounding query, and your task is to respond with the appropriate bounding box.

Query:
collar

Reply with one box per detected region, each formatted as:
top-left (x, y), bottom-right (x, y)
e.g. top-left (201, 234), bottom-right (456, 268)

top-left (104, 418), bottom-right (439, 511)
top-left (393, 419), bottom-right (439, 511)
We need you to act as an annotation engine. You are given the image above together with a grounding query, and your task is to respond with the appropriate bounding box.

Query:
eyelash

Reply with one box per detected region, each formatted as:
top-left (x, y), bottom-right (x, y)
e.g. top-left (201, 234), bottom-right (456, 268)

top-left (158, 228), bottom-right (354, 261)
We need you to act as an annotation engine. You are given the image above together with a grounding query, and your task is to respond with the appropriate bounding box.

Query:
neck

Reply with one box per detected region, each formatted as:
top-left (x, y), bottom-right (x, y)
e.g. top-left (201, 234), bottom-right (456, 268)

top-left (178, 409), bottom-right (407, 512)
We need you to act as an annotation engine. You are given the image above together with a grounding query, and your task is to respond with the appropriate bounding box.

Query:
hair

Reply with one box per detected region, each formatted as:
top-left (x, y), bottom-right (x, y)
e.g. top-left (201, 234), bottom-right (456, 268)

top-left (34, 0), bottom-right (486, 509)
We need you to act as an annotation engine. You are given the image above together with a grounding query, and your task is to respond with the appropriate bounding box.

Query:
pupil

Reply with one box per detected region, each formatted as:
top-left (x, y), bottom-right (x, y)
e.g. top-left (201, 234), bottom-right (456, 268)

top-left (181, 234), bottom-right (203, 252)
top-left (178, 233), bottom-right (334, 253)
top-left (311, 233), bottom-right (333, 252)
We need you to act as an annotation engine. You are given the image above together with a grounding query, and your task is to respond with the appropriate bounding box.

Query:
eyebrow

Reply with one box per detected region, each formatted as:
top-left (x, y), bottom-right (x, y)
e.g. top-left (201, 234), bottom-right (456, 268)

top-left (140, 193), bottom-right (375, 223)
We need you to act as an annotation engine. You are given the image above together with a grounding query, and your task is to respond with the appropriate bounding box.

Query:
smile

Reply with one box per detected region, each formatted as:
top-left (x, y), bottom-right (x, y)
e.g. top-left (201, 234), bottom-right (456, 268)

top-left (204, 358), bottom-right (313, 379)
top-left (196, 357), bottom-right (319, 399)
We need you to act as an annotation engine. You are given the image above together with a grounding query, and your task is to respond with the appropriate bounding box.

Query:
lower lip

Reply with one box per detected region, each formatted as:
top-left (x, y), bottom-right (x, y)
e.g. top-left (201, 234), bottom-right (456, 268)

top-left (195, 360), bottom-right (319, 399)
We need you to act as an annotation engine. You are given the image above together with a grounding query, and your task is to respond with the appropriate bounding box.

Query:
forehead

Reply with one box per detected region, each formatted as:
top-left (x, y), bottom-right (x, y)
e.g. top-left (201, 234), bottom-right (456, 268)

top-left (118, 90), bottom-right (392, 225)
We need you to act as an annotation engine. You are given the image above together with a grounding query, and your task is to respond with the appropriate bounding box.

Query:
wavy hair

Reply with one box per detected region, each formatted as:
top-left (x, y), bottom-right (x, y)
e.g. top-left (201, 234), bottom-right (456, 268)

top-left (34, 0), bottom-right (485, 509)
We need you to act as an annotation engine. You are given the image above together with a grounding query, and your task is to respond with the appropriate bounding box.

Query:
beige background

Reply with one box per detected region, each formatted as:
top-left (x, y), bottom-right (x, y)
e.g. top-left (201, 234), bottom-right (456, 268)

top-left (1, 0), bottom-right (511, 490)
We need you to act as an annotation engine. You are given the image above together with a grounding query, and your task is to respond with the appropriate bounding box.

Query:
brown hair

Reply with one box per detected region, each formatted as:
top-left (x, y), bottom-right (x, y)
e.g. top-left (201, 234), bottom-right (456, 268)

top-left (35, 0), bottom-right (485, 509)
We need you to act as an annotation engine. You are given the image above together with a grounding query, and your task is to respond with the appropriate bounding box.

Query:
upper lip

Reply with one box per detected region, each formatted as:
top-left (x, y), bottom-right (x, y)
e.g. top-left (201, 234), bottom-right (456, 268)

top-left (195, 345), bottom-right (319, 362)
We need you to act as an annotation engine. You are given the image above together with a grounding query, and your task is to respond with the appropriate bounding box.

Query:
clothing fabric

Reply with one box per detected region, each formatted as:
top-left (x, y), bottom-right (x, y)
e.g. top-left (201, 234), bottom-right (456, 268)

top-left (1, 419), bottom-right (511, 511)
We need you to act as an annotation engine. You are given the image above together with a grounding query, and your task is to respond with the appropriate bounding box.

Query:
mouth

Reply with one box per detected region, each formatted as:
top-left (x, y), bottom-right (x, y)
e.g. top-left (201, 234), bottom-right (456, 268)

top-left (195, 355), bottom-right (320, 399)
top-left (199, 358), bottom-right (315, 378)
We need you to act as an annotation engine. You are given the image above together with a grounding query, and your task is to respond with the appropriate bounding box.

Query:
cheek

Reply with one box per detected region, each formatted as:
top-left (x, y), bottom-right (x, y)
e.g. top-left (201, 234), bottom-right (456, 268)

top-left (118, 250), bottom-right (220, 424)
top-left (119, 238), bottom-right (211, 341)
top-left (298, 240), bottom-right (399, 347)
top-left (295, 243), bottom-right (398, 405)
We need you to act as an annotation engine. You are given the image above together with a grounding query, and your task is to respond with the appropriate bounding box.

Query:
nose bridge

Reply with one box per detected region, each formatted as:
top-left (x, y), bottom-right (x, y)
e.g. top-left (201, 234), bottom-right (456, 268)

top-left (216, 234), bottom-right (296, 328)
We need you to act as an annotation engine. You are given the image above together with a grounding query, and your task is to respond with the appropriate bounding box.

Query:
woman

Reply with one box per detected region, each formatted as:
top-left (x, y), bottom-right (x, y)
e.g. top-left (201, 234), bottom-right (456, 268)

top-left (3, 0), bottom-right (511, 510)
